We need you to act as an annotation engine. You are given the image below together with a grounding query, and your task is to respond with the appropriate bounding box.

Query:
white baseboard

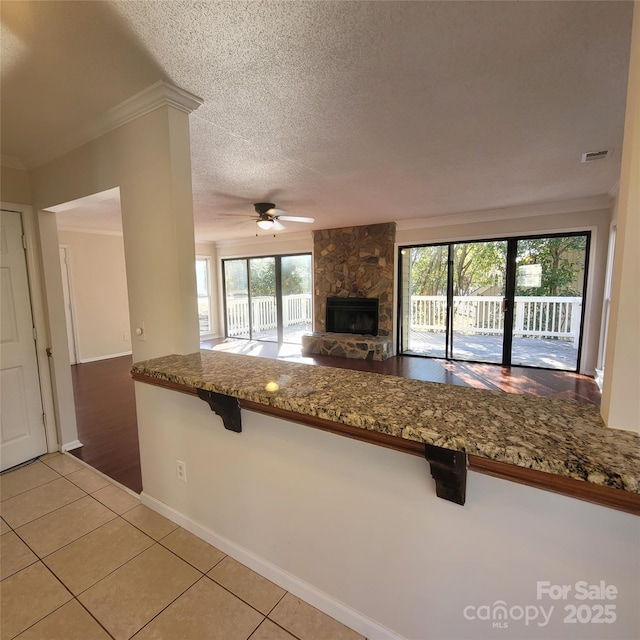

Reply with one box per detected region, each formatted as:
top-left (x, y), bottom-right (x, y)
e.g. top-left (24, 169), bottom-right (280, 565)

top-left (78, 351), bottom-right (132, 363)
top-left (61, 439), bottom-right (83, 452)
top-left (595, 368), bottom-right (604, 391)
top-left (140, 492), bottom-right (405, 640)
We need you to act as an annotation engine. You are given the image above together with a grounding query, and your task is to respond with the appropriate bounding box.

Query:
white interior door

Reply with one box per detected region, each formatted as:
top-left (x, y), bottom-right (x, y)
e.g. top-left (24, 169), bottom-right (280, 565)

top-left (59, 245), bottom-right (78, 365)
top-left (1, 210), bottom-right (47, 470)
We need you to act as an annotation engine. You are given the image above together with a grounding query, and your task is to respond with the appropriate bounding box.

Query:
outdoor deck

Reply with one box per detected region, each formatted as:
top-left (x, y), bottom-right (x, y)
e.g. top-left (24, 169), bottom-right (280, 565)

top-left (406, 331), bottom-right (578, 370)
top-left (223, 326), bottom-right (578, 371)
top-left (224, 294), bottom-right (582, 371)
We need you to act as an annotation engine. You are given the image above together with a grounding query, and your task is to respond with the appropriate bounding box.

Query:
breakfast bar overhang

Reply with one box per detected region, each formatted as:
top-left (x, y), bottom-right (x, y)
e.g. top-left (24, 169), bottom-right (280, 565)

top-left (132, 350), bottom-right (640, 515)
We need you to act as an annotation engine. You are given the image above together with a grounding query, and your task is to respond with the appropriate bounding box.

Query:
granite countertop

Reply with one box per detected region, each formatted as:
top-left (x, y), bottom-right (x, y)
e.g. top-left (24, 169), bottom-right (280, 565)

top-left (132, 350), bottom-right (640, 493)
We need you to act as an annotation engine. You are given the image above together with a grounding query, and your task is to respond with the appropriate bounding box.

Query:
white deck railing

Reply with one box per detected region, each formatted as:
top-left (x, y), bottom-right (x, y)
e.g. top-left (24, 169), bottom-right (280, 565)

top-left (410, 295), bottom-right (582, 345)
top-left (226, 294), bottom-right (582, 345)
top-left (227, 294), bottom-right (312, 336)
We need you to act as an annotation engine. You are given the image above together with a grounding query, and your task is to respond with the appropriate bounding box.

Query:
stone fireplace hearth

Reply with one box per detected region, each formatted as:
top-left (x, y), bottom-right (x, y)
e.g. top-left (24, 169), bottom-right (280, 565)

top-left (301, 332), bottom-right (393, 360)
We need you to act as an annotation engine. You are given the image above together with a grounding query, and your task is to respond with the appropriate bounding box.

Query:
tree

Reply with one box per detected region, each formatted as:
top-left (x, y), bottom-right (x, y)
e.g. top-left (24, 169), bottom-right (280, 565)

top-left (410, 242), bottom-right (506, 296)
top-left (409, 246), bottom-right (448, 295)
top-left (452, 242), bottom-right (505, 295)
top-left (225, 256), bottom-right (311, 298)
top-left (515, 236), bottom-right (586, 296)
top-left (282, 256), bottom-right (311, 295)
top-left (249, 258), bottom-right (276, 297)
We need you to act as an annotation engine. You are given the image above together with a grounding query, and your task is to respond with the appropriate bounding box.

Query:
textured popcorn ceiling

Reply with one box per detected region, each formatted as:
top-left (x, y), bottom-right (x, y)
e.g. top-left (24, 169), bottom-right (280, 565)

top-left (1, 1), bottom-right (633, 241)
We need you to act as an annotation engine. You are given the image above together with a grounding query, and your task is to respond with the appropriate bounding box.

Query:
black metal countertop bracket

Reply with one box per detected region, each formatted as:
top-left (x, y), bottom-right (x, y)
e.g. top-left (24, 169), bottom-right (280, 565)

top-left (197, 389), bottom-right (242, 432)
top-left (424, 443), bottom-right (467, 505)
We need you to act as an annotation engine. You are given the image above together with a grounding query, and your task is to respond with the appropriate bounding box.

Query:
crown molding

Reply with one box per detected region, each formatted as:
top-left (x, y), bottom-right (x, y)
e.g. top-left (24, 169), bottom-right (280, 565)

top-left (1, 155), bottom-right (27, 170)
top-left (211, 229), bottom-right (312, 251)
top-left (26, 81), bottom-right (203, 169)
top-left (395, 195), bottom-right (612, 231)
top-left (56, 225), bottom-right (123, 237)
top-left (608, 180), bottom-right (621, 199)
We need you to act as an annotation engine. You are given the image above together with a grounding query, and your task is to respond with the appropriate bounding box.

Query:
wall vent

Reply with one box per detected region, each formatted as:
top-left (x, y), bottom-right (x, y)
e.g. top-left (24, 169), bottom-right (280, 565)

top-left (581, 149), bottom-right (611, 163)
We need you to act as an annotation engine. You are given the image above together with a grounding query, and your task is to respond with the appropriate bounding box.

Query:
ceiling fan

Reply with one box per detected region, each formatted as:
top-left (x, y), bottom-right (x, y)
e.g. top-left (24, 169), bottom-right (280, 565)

top-left (221, 202), bottom-right (315, 232)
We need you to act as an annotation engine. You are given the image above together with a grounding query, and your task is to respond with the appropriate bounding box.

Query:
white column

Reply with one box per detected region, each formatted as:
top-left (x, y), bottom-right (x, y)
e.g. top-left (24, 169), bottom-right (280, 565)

top-left (601, 2), bottom-right (640, 432)
top-left (117, 105), bottom-right (201, 361)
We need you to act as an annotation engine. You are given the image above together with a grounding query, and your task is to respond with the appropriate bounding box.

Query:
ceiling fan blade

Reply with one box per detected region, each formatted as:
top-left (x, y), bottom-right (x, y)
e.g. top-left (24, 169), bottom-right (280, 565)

top-left (266, 207), bottom-right (286, 216)
top-left (273, 220), bottom-right (286, 231)
top-left (218, 213), bottom-right (255, 218)
top-left (277, 215), bottom-right (315, 224)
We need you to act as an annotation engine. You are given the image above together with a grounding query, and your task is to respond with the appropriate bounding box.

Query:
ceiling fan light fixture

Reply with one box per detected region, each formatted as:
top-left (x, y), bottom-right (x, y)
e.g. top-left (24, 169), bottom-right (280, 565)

top-left (257, 219), bottom-right (274, 230)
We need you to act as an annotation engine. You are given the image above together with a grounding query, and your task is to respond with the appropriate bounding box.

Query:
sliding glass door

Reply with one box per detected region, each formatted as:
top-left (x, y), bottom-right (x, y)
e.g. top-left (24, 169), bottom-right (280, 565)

top-left (404, 245), bottom-right (449, 358)
top-left (222, 253), bottom-right (312, 344)
top-left (281, 254), bottom-right (313, 343)
top-left (399, 233), bottom-right (589, 371)
top-left (450, 241), bottom-right (508, 364)
top-left (512, 236), bottom-right (588, 369)
top-left (249, 257), bottom-right (277, 341)
top-left (224, 259), bottom-right (250, 339)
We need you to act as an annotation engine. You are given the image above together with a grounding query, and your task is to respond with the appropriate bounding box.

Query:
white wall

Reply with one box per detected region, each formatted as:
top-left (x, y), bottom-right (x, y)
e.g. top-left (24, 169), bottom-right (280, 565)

top-left (214, 232), bottom-right (313, 261)
top-left (57, 230), bottom-right (131, 362)
top-left (136, 383), bottom-right (640, 640)
top-left (1, 166), bottom-right (32, 205)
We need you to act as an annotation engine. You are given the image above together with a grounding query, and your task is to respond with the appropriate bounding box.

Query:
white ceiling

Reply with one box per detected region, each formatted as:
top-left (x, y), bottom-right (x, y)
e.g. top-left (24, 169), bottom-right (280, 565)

top-left (1, 1), bottom-right (633, 242)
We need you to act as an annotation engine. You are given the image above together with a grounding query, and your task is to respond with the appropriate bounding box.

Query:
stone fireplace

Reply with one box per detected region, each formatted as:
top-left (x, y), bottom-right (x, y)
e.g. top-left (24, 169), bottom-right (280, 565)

top-left (302, 222), bottom-right (395, 360)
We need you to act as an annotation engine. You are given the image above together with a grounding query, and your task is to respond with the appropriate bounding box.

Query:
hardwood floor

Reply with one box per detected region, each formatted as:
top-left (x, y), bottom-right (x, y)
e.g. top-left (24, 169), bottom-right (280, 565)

top-left (67, 343), bottom-right (600, 495)
top-left (203, 338), bottom-right (602, 405)
top-left (69, 356), bottom-right (142, 493)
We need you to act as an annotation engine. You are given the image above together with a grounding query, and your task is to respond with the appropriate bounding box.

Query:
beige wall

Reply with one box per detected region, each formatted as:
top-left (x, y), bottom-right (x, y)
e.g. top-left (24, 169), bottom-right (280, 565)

top-left (58, 230), bottom-right (131, 361)
top-left (601, 1), bottom-right (640, 433)
top-left (28, 105), bottom-right (200, 449)
top-left (30, 106), bottom-right (199, 362)
top-left (137, 383), bottom-right (640, 640)
top-left (1, 166), bottom-right (32, 204)
top-left (215, 233), bottom-right (313, 261)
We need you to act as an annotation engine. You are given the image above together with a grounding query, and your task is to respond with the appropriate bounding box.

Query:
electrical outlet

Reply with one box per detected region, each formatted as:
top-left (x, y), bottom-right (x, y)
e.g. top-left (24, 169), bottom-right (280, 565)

top-left (176, 460), bottom-right (187, 482)
top-left (123, 332), bottom-right (130, 342)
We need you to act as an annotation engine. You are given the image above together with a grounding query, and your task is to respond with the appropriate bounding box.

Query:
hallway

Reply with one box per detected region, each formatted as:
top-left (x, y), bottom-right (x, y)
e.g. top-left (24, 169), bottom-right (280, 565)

top-left (69, 357), bottom-right (141, 493)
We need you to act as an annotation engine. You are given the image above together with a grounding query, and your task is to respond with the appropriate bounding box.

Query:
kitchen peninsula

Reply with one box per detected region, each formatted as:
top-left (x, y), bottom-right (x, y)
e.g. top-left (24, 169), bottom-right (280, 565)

top-left (132, 350), bottom-right (639, 514)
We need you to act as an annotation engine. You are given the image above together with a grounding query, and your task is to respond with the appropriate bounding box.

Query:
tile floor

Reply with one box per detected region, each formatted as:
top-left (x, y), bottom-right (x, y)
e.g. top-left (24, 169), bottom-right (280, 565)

top-left (1, 453), bottom-right (363, 640)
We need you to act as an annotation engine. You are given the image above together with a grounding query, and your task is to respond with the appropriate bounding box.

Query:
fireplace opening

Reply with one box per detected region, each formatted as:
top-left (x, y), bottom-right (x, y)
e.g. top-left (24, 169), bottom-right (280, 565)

top-left (326, 297), bottom-right (379, 336)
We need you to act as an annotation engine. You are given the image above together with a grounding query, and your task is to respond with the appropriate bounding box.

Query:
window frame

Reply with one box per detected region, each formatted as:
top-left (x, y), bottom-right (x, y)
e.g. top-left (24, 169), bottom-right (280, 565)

top-left (196, 255), bottom-right (214, 337)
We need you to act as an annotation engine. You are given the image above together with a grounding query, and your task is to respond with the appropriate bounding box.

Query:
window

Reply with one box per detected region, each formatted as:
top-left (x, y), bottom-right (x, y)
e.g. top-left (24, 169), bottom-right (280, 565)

top-left (196, 257), bottom-right (213, 336)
